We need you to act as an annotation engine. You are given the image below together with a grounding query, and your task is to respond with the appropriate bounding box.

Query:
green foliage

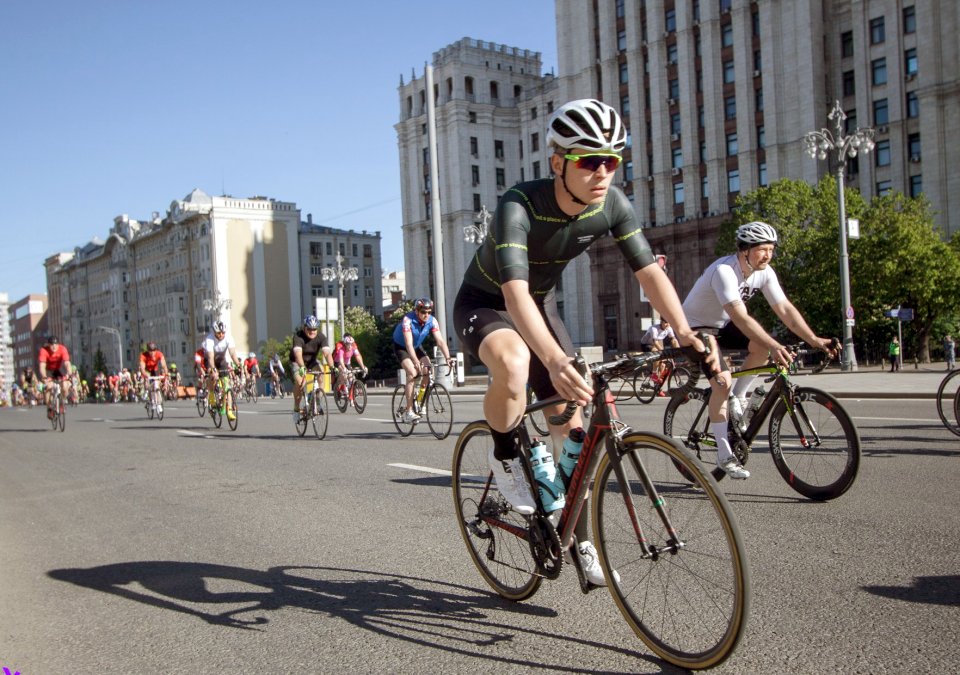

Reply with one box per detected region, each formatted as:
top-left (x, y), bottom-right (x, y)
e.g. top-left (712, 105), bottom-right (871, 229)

top-left (723, 177), bottom-right (960, 361)
top-left (93, 346), bottom-right (107, 376)
top-left (343, 306), bottom-right (381, 373)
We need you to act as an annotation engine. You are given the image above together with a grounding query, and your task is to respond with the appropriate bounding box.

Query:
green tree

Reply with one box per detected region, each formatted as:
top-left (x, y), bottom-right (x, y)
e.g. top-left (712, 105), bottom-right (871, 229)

top-left (93, 345), bottom-right (107, 376)
top-left (342, 306), bottom-right (381, 373)
top-left (261, 334), bottom-right (295, 377)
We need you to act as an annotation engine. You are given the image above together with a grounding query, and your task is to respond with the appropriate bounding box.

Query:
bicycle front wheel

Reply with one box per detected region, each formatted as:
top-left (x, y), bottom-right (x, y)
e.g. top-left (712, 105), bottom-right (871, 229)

top-left (227, 396), bottom-right (238, 431)
top-left (197, 392), bottom-right (207, 417)
top-left (452, 421), bottom-right (542, 601)
top-left (334, 385), bottom-right (348, 413)
top-left (426, 383), bottom-right (454, 440)
top-left (768, 387), bottom-right (861, 500)
top-left (527, 389), bottom-right (549, 436)
top-left (156, 392), bottom-right (164, 421)
top-left (58, 402), bottom-right (66, 432)
top-left (392, 385), bottom-right (414, 436)
top-left (632, 367), bottom-right (657, 404)
top-left (593, 432), bottom-right (750, 670)
top-left (312, 390), bottom-right (328, 440)
top-left (352, 380), bottom-right (367, 414)
top-left (936, 369), bottom-right (960, 436)
top-left (211, 397), bottom-right (223, 428)
top-left (667, 365), bottom-right (692, 392)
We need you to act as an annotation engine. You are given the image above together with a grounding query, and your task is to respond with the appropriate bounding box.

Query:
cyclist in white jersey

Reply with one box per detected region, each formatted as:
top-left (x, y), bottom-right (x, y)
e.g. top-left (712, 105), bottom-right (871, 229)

top-left (202, 321), bottom-right (240, 420)
top-left (681, 221), bottom-right (835, 479)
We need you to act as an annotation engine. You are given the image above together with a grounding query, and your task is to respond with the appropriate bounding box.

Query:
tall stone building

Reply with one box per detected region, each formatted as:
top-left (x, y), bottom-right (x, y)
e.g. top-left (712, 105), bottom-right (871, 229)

top-left (9, 294), bottom-right (48, 374)
top-left (0, 293), bottom-right (13, 397)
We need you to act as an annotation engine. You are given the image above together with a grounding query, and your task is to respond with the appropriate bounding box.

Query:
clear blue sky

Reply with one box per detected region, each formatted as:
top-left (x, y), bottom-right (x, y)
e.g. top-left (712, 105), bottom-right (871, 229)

top-left (0, 0), bottom-right (558, 301)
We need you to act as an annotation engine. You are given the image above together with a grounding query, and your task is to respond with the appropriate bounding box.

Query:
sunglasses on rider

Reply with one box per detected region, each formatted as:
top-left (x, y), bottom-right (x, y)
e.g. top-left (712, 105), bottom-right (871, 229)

top-left (563, 153), bottom-right (621, 172)
top-left (417, 309), bottom-right (433, 315)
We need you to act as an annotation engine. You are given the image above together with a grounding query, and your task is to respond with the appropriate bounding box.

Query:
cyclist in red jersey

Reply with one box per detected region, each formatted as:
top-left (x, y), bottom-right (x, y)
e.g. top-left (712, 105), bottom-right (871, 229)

top-left (139, 342), bottom-right (169, 401)
top-left (38, 335), bottom-right (72, 418)
top-left (243, 353), bottom-right (261, 391)
top-left (333, 334), bottom-right (367, 392)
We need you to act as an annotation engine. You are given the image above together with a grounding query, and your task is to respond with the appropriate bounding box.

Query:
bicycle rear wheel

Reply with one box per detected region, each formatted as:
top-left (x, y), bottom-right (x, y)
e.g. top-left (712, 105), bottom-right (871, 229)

top-left (352, 380), bottom-right (367, 414)
top-left (392, 385), bottom-right (415, 436)
top-left (768, 387), bottom-right (860, 500)
top-left (312, 390), bottom-right (328, 439)
top-left (593, 432), bottom-right (750, 670)
top-left (295, 405), bottom-right (307, 437)
top-left (936, 369), bottom-right (960, 436)
top-left (334, 384), bottom-right (348, 413)
top-left (57, 401), bottom-right (66, 432)
top-left (452, 421), bottom-right (542, 601)
top-left (426, 383), bottom-right (454, 439)
top-left (667, 365), bottom-right (692, 392)
top-left (196, 391), bottom-right (207, 417)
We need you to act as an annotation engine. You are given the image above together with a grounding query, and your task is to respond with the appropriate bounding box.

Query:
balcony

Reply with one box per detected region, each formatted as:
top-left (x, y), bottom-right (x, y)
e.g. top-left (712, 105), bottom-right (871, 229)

top-left (165, 281), bottom-right (186, 293)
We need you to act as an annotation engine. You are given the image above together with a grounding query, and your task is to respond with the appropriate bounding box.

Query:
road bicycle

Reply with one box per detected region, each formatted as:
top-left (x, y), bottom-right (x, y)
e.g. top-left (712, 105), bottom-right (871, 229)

top-left (196, 376), bottom-right (209, 417)
top-left (242, 374), bottom-right (259, 404)
top-left (632, 357), bottom-right (693, 404)
top-left (208, 369), bottom-right (239, 431)
top-left (294, 368), bottom-right (328, 439)
top-left (269, 371), bottom-right (286, 399)
top-left (334, 367), bottom-right (367, 414)
top-left (453, 347), bottom-right (750, 669)
top-left (391, 361), bottom-right (454, 439)
top-left (663, 344), bottom-right (860, 500)
top-left (164, 377), bottom-right (180, 401)
top-left (145, 375), bottom-right (165, 421)
top-left (935, 369), bottom-right (960, 436)
top-left (46, 379), bottom-right (66, 432)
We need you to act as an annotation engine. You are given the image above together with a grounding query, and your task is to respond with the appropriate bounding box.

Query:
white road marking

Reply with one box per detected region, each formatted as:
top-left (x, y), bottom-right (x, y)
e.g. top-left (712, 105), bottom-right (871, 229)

top-left (852, 416), bottom-right (940, 422)
top-left (388, 463), bottom-right (487, 483)
top-left (177, 429), bottom-right (206, 436)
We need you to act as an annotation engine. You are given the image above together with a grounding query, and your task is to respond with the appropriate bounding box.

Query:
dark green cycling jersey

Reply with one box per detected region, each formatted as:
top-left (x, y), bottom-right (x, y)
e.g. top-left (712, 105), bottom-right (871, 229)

top-left (462, 179), bottom-right (655, 301)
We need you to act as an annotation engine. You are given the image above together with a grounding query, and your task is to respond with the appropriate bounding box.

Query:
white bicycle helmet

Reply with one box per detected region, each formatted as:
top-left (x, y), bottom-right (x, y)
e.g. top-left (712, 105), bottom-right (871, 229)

top-left (547, 99), bottom-right (627, 153)
top-left (736, 221), bottom-right (778, 246)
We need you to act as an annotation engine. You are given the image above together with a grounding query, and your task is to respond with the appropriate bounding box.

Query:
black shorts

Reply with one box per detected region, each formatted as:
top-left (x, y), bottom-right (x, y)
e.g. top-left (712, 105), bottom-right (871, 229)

top-left (394, 342), bottom-right (428, 365)
top-left (692, 322), bottom-right (751, 374)
top-left (453, 283), bottom-right (574, 400)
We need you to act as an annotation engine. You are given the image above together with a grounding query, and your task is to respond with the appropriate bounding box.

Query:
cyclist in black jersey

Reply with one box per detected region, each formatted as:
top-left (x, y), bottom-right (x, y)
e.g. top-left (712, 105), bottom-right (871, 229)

top-left (290, 315), bottom-right (336, 422)
top-left (453, 99), bottom-right (717, 586)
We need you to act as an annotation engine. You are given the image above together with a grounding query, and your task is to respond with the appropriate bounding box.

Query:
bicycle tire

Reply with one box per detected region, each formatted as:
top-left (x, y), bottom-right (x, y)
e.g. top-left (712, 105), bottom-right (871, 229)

top-left (936, 369), bottom-right (960, 437)
top-left (527, 389), bottom-right (550, 436)
top-left (157, 399), bottom-right (164, 421)
top-left (426, 383), bottom-right (454, 440)
top-left (196, 391), bottom-right (207, 417)
top-left (768, 387), bottom-right (861, 500)
top-left (312, 390), bottom-right (328, 440)
top-left (58, 403), bottom-right (66, 431)
top-left (211, 396), bottom-right (223, 428)
top-left (632, 367), bottom-right (657, 404)
top-left (352, 380), bottom-right (367, 414)
top-left (452, 421), bottom-right (542, 601)
top-left (334, 384), bottom-right (348, 413)
top-left (227, 395), bottom-right (238, 431)
top-left (663, 389), bottom-right (749, 483)
top-left (593, 432), bottom-right (750, 669)
top-left (295, 405), bottom-right (308, 437)
top-left (147, 401), bottom-right (155, 420)
top-left (667, 365), bottom-right (692, 393)
top-left (392, 385), bottom-right (415, 436)
top-left (251, 384), bottom-right (258, 404)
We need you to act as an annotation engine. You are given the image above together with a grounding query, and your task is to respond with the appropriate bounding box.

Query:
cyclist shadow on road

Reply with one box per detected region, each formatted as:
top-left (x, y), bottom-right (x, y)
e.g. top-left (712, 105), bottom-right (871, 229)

top-left (863, 575), bottom-right (960, 606)
top-left (47, 561), bottom-right (663, 671)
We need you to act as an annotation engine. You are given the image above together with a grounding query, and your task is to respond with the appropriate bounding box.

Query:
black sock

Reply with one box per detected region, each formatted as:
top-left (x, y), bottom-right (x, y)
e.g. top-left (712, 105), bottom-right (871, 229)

top-left (490, 427), bottom-right (521, 462)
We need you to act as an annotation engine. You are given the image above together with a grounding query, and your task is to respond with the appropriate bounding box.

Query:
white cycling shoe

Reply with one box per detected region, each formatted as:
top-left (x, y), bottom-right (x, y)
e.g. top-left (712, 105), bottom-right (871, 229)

top-left (577, 541), bottom-right (620, 586)
top-left (488, 448), bottom-right (536, 515)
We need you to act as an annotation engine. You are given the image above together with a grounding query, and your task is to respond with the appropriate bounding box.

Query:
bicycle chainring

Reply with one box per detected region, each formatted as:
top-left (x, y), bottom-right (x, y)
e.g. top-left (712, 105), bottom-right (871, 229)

top-left (528, 515), bottom-right (563, 580)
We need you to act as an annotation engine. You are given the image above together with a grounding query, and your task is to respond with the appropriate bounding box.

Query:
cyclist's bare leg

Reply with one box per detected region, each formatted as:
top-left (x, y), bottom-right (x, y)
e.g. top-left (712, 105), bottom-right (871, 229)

top-left (400, 358), bottom-right (420, 411)
top-left (292, 370), bottom-right (304, 409)
top-left (478, 329), bottom-right (532, 433)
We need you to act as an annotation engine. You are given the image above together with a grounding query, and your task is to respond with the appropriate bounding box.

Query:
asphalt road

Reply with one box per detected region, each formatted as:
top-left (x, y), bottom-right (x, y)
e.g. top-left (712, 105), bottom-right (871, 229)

top-left (1, 392), bottom-right (958, 674)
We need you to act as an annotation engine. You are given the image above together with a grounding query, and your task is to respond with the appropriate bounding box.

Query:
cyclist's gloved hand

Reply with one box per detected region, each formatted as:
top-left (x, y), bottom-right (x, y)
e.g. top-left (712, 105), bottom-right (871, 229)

top-left (547, 355), bottom-right (593, 406)
top-left (298, 366), bottom-right (306, 377)
top-left (677, 331), bottom-right (721, 375)
top-left (362, 367), bottom-right (368, 377)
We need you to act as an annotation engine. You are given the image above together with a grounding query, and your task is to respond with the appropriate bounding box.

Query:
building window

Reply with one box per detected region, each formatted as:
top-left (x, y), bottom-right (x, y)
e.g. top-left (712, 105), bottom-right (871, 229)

top-left (907, 91), bottom-right (919, 118)
top-left (423, 148), bottom-right (430, 166)
top-left (311, 286), bottom-right (323, 298)
top-left (758, 125), bottom-right (766, 148)
top-left (616, 0), bottom-right (625, 18)
top-left (469, 111), bottom-right (477, 123)
top-left (755, 88), bottom-right (764, 112)
top-left (870, 16), bottom-right (885, 44)
top-left (531, 106), bottom-right (537, 119)
top-left (669, 78), bottom-right (679, 99)
top-left (699, 140), bottom-right (706, 163)
top-left (352, 244), bottom-right (358, 257)
top-left (698, 105), bottom-right (705, 128)
top-left (725, 97), bottom-right (737, 120)
top-left (667, 43), bottom-right (678, 64)
top-left (674, 182), bottom-right (685, 204)
top-left (877, 180), bottom-right (893, 196)
top-left (908, 133), bottom-right (921, 158)
top-left (672, 147), bottom-right (683, 169)
top-left (619, 63), bottom-right (629, 84)
top-left (754, 50), bottom-right (762, 72)
top-left (696, 71), bottom-right (703, 93)
top-left (650, 188), bottom-right (656, 210)
top-left (470, 136), bottom-right (478, 156)
top-left (490, 81), bottom-right (499, 100)
top-left (910, 175), bottom-right (923, 198)
top-left (531, 132), bottom-right (539, 152)
top-left (665, 9), bottom-right (676, 32)
top-left (624, 160), bottom-right (634, 181)
top-left (533, 161), bottom-right (541, 179)
top-left (875, 140), bottom-right (891, 167)
top-left (905, 48), bottom-right (918, 75)
top-left (701, 174), bottom-right (709, 199)
top-left (465, 76), bottom-right (474, 95)
top-left (496, 168), bottom-right (505, 187)
top-left (494, 139), bottom-right (504, 159)
top-left (903, 6), bottom-right (916, 34)
top-left (310, 242), bottom-right (322, 257)
top-left (671, 113), bottom-right (681, 135)
top-left (326, 242), bottom-right (333, 255)
top-left (722, 23), bottom-right (733, 47)
top-left (618, 29), bottom-right (627, 51)
top-left (311, 265), bottom-right (323, 276)
top-left (726, 133), bottom-right (738, 156)
top-left (728, 169), bottom-right (740, 193)
top-left (752, 10), bottom-right (760, 36)
top-left (363, 244), bottom-right (372, 257)
top-left (471, 165), bottom-right (480, 184)
top-left (621, 95), bottom-right (630, 117)
top-left (845, 109), bottom-right (858, 133)
top-left (759, 162), bottom-right (768, 187)
top-left (841, 31), bottom-right (854, 57)
top-left (872, 58), bottom-right (887, 85)
top-left (843, 70), bottom-right (856, 97)
top-left (473, 193), bottom-right (481, 211)
top-left (723, 60), bottom-right (735, 83)
top-left (874, 98), bottom-right (889, 125)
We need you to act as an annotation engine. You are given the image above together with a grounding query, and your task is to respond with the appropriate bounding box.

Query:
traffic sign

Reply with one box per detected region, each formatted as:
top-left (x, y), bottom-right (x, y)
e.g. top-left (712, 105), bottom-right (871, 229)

top-left (899, 308), bottom-right (914, 321)
top-left (846, 319), bottom-right (855, 327)
top-left (884, 309), bottom-right (900, 318)
top-left (846, 306), bottom-right (855, 320)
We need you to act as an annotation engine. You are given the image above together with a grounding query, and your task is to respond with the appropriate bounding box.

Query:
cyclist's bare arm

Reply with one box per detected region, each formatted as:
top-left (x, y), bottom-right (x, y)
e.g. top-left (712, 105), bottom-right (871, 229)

top-left (323, 348), bottom-right (335, 373)
top-left (770, 299), bottom-right (835, 354)
top-left (634, 265), bottom-right (717, 371)
top-left (724, 299), bottom-right (792, 365)
top-left (502, 279), bottom-right (592, 404)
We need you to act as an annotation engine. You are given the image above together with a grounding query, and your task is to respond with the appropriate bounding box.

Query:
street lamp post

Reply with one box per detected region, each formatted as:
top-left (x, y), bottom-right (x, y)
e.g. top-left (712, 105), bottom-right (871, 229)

top-left (803, 100), bottom-right (875, 372)
top-left (321, 252), bottom-right (359, 340)
top-left (464, 205), bottom-right (492, 246)
top-left (202, 291), bottom-right (233, 325)
top-left (97, 326), bottom-right (123, 373)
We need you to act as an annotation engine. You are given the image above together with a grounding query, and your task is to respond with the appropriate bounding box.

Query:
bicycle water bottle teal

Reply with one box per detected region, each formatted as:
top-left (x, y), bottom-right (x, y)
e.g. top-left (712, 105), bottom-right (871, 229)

top-left (530, 439), bottom-right (565, 512)
top-left (554, 427), bottom-right (586, 493)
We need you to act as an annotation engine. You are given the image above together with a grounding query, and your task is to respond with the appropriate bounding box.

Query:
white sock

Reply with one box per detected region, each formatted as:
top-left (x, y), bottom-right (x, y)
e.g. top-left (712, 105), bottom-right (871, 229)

top-left (732, 374), bottom-right (756, 400)
top-left (712, 421), bottom-right (734, 463)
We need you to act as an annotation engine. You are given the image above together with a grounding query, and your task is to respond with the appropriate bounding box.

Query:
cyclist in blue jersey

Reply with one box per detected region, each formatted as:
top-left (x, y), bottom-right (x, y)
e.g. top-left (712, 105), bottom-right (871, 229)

top-left (393, 298), bottom-right (455, 423)
top-left (452, 99), bottom-right (716, 586)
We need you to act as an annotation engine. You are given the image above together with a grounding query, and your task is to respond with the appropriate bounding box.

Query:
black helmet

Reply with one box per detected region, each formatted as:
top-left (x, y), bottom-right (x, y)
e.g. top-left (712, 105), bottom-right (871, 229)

top-left (146, 341), bottom-right (158, 352)
top-left (47, 335), bottom-right (60, 345)
top-left (414, 298), bottom-right (434, 312)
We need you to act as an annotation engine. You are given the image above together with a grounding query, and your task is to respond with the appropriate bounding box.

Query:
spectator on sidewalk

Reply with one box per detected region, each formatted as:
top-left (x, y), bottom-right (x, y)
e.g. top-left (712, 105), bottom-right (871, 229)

top-left (944, 335), bottom-right (956, 371)
top-left (888, 336), bottom-right (901, 372)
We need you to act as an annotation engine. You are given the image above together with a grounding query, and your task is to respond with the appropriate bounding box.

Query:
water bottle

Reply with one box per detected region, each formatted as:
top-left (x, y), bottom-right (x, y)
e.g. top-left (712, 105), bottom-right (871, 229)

top-left (745, 385), bottom-right (766, 423)
top-left (554, 427), bottom-right (586, 493)
top-left (530, 439), bottom-right (565, 512)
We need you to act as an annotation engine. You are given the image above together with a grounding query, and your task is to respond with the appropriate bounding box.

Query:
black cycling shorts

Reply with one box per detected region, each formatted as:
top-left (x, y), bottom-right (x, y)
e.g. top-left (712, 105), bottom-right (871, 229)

top-left (394, 342), bottom-right (428, 365)
top-left (453, 283), bottom-right (574, 400)
top-left (692, 321), bottom-right (751, 375)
